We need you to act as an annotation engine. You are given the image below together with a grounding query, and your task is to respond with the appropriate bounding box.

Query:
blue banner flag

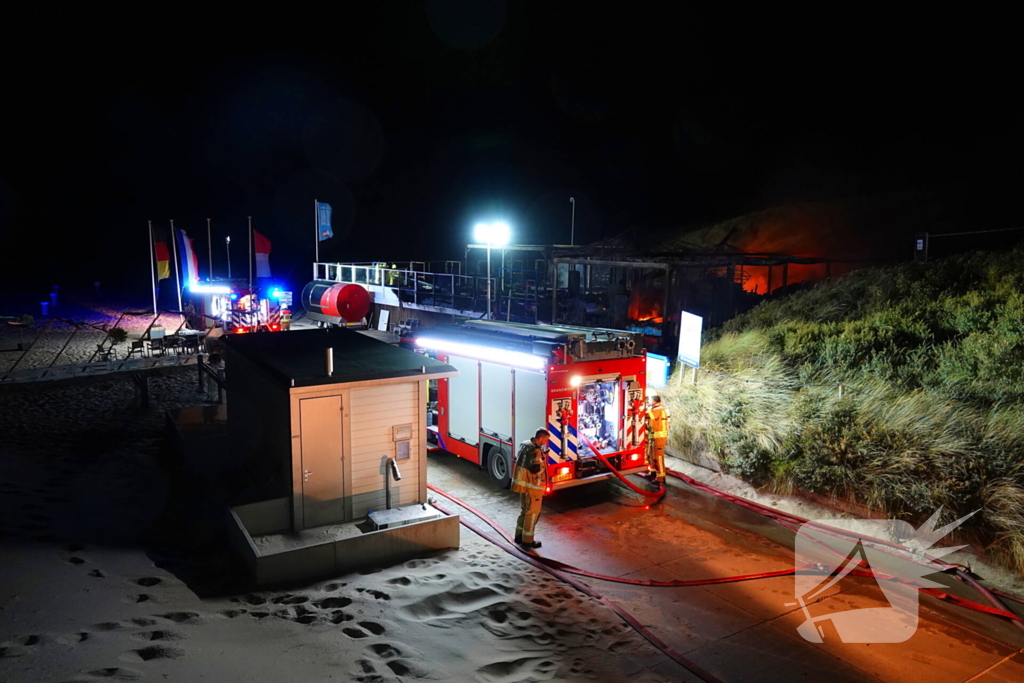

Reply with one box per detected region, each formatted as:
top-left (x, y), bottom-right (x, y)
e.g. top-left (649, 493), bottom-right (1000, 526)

top-left (317, 201), bottom-right (333, 241)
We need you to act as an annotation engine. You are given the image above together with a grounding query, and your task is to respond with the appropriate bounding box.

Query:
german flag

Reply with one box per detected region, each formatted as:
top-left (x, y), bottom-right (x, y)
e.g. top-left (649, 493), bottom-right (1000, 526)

top-left (152, 225), bottom-right (171, 282)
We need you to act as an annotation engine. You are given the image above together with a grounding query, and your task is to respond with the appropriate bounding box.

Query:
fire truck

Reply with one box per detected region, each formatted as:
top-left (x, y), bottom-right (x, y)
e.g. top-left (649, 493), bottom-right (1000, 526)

top-left (185, 281), bottom-right (292, 334)
top-left (410, 320), bottom-right (650, 492)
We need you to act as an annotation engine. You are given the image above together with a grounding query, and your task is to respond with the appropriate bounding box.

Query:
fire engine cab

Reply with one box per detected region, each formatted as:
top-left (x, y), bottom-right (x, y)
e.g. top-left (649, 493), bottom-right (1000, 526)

top-left (410, 320), bottom-right (649, 492)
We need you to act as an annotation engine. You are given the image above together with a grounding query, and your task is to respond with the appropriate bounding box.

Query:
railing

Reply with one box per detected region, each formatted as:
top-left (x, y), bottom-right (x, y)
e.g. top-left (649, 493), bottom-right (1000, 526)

top-left (313, 262), bottom-right (540, 323)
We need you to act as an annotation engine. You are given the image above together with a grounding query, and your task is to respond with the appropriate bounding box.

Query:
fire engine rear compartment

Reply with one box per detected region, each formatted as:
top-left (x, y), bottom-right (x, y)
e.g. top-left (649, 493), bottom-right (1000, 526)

top-left (417, 320), bottom-right (649, 490)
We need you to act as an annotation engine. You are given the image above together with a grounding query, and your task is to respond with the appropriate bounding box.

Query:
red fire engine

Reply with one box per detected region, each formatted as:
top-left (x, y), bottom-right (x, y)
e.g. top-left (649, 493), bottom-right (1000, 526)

top-left (185, 281), bottom-right (292, 334)
top-left (410, 320), bottom-right (650, 492)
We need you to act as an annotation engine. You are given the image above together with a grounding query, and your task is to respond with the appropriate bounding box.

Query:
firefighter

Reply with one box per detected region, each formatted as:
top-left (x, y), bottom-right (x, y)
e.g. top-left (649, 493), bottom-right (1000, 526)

top-left (512, 429), bottom-right (551, 549)
top-left (647, 395), bottom-right (670, 483)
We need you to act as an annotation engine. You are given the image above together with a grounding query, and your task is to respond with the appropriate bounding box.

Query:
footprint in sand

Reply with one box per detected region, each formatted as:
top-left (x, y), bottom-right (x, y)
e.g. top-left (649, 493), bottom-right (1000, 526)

top-left (119, 644), bottom-right (186, 662)
top-left (89, 569), bottom-right (106, 578)
top-left (329, 611), bottom-right (353, 624)
top-left (68, 556), bottom-right (86, 565)
top-left (359, 621), bottom-right (386, 635)
top-left (155, 612), bottom-right (200, 624)
top-left (358, 642), bottom-right (439, 680)
top-left (342, 621), bottom-right (386, 639)
top-left (271, 594), bottom-right (308, 605)
top-left (87, 666), bottom-right (145, 680)
top-left (356, 588), bottom-right (391, 601)
top-left (321, 582), bottom-right (346, 591)
top-left (130, 630), bottom-right (186, 642)
top-left (134, 577), bottom-right (162, 587)
top-left (476, 656), bottom-right (559, 683)
top-left (313, 597), bottom-right (352, 609)
top-left (342, 627), bottom-right (370, 639)
top-left (220, 608), bottom-right (247, 619)
top-left (399, 585), bottom-right (507, 622)
top-left (403, 558), bottom-right (440, 569)
top-left (234, 593), bottom-right (267, 606)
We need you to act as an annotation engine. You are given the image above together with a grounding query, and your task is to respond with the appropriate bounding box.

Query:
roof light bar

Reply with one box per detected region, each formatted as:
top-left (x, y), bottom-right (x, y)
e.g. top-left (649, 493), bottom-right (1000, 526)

top-left (415, 336), bottom-right (546, 370)
top-left (189, 283), bottom-right (232, 294)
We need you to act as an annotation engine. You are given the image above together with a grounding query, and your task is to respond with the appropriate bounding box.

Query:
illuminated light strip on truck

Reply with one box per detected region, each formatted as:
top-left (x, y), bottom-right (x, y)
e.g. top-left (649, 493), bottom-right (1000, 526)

top-left (415, 337), bottom-right (547, 370)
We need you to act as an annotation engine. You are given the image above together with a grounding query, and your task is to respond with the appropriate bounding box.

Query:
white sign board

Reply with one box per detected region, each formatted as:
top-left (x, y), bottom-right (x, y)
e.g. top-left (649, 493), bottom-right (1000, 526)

top-left (646, 352), bottom-right (670, 388)
top-left (677, 310), bottom-right (703, 368)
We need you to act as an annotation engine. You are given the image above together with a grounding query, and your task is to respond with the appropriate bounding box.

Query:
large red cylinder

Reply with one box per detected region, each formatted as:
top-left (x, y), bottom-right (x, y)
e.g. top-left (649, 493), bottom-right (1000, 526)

top-left (302, 280), bottom-right (371, 322)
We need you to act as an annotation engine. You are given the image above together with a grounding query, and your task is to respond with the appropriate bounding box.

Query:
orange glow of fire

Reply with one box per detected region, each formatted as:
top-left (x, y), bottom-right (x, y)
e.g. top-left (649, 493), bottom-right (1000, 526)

top-left (726, 210), bottom-right (859, 294)
top-left (628, 287), bottom-right (662, 322)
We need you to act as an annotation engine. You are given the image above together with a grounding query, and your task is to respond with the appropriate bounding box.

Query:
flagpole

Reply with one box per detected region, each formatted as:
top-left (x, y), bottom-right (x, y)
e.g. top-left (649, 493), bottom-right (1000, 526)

top-left (314, 199), bottom-right (319, 269)
top-left (170, 219), bottom-right (183, 312)
top-left (207, 218), bottom-right (213, 281)
top-left (248, 216), bottom-right (253, 291)
top-left (148, 221), bottom-right (157, 315)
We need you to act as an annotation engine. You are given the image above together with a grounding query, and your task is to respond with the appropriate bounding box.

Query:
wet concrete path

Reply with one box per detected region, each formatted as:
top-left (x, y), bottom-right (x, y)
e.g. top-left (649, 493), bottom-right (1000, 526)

top-left (427, 450), bottom-right (1024, 682)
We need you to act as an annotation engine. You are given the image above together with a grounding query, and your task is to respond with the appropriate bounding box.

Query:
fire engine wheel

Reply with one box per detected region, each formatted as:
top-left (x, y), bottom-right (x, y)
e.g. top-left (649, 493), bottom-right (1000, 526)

top-left (487, 446), bottom-right (512, 488)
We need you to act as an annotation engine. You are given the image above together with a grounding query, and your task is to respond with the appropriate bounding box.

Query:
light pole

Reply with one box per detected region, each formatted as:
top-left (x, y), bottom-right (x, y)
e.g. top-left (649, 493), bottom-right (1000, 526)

top-left (473, 221), bottom-right (511, 320)
top-left (569, 197), bottom-right (575, 246)
top-left (225, 236), bottom-right (232, 279)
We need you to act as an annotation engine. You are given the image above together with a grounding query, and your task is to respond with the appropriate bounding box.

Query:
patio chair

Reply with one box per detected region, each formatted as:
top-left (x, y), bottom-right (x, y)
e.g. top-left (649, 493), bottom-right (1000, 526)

top-left (126, 340), bottom-right (147, 359)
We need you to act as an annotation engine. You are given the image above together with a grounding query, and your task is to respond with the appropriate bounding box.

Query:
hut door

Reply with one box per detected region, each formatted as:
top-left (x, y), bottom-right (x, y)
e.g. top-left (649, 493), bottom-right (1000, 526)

top-left (299, 395), bottom-right (345, 528)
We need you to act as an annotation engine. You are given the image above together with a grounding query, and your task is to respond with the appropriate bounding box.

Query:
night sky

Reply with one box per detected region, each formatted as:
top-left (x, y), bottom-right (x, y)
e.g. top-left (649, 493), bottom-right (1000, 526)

top-left (2, 4), bottom-right (1021, 294)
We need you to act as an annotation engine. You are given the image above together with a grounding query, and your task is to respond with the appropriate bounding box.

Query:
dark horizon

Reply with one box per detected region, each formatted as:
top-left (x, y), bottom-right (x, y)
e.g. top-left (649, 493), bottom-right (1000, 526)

top-left (2, 5), bottom-right (1022, 295)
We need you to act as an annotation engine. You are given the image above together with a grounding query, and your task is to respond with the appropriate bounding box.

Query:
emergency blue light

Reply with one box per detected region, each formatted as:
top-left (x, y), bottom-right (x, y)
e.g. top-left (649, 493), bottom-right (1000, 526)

top-left (189, 284), bottom-right (232, 294)
top-left (230, 294), bottom-right (238, 300)
top-left (269, 288), bottom-right (285, 299)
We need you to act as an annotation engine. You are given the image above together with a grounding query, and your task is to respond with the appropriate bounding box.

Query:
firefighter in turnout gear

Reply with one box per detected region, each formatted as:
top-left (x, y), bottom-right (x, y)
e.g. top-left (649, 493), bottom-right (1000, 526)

top-left (512, 429), bottom-right (551, 549)
top-left (647, 395), bottom-right (670, 483)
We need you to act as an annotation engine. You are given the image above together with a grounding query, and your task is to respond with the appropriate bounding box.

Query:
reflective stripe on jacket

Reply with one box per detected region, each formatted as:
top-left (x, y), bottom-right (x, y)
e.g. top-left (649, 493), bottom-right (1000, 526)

top-left (511, 439), bottom-right (546, 493)
top-left (650, 404), bottom-right (670, 439)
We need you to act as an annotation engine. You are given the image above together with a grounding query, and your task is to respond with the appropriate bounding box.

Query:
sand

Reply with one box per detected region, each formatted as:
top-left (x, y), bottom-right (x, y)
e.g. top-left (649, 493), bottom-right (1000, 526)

top-left (0, 297), bottom-right (189, 373)
top-left (0, 366), bottom-right (681, 682)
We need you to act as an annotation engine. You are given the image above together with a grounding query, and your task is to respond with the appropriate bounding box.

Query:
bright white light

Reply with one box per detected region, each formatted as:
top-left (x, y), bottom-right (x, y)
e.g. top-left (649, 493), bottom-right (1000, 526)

top-left (473, 221), bottom-right (512, 246)
top-left (416, 336), bottom-right (545, 370)
top-left (570, 375), bottom-right (582, 387)
top-left (189, 284), bottom-right (232, 294)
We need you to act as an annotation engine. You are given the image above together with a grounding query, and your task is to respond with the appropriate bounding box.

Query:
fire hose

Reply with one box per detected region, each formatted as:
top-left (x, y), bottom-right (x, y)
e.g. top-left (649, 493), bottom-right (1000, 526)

top-left (427, 484), bottom-right (1024, 623)
top-left (581, 435), bottom-right (1020, 621)
top-left (428, 497), bottom-right (725, 683)
top-left (423, 441), bottom-right (1024, 678)
top-left (579, 435), bottom-right (665, 500)
top-left (665, 467), bottom-right (1024, 632)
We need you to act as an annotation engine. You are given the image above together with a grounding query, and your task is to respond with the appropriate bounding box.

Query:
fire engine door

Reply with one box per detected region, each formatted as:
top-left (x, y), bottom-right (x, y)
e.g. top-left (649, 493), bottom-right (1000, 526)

top-left (298, 396), bottom-right (346, 528)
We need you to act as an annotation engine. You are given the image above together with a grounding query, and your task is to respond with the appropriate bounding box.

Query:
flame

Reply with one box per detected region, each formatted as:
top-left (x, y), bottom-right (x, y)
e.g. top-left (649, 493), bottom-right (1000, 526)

top-left (628, 286), bottom-right (662, 322)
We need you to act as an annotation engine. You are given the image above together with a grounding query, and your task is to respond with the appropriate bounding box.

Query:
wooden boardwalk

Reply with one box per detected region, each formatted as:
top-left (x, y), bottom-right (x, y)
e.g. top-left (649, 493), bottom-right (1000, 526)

top-left (0, 353), bottom-right (200, 384)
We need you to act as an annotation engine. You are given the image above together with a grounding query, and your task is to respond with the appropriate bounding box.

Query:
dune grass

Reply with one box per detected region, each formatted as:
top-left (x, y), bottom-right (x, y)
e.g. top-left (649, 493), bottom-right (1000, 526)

top-left (662, 247), bottom-right (1024, 570)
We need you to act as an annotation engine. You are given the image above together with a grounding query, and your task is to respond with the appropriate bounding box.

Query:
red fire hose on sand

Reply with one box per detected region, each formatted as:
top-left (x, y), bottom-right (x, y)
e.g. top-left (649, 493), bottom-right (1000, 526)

top-left (577, 438), bottom-right (1021, 624)
top-left (427, 484), bottom-right (1023, 623)
top-left (427, 452), bottom-right (1024, 683)
top-left (428, 498), bottom-right (726, 683)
